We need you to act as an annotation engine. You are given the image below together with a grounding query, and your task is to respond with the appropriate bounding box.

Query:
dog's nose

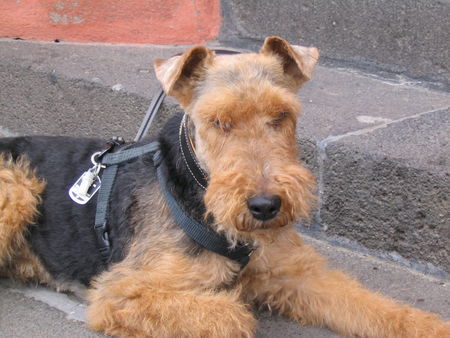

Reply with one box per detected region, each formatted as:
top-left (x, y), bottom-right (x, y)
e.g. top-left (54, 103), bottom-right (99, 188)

top-left (247, 194), bottom-right (281, 221)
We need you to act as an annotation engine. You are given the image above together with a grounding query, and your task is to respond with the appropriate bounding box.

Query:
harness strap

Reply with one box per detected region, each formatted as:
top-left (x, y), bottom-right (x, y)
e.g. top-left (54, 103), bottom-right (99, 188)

top-left (94, 142), bottom-right (160, 262)
top-left (101, 142), bottom-right (160, 165)
top-left (94, 140), bottom-right (254, 267)
top-left (153, 148), bottom-right (254, 267)
top-left (94, 164), bottom-right (118, 261)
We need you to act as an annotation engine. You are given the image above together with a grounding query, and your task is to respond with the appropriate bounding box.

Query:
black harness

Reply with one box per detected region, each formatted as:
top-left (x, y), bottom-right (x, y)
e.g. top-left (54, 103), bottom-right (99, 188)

top-left (91, 130), bottom-right (254, 268)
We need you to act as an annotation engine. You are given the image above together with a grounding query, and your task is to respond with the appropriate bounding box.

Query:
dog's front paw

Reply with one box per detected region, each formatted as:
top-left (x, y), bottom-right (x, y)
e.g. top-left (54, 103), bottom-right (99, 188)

top-left (398, 311), bottom-right (450, 338)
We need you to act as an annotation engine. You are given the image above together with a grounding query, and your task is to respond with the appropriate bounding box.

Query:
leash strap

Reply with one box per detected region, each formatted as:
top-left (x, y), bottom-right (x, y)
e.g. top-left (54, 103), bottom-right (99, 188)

top-left (134, 88), bottom-right (165, 142)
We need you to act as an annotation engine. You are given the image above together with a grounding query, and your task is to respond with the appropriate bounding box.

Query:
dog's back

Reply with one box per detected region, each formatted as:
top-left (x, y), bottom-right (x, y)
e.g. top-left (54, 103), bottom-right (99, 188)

top-left (0, 136), bottom-right (135, 285)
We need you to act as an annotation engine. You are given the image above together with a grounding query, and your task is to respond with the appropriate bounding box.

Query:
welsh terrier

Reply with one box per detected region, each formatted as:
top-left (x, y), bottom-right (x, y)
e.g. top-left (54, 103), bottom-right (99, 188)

top-left (0, 36), bottom-right (449, 337)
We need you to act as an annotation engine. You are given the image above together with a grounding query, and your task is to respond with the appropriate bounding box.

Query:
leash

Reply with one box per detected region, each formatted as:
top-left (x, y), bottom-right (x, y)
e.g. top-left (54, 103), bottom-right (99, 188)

top-left (133, 88), bottom-right (165, 142)
top-left (69, 48), bottom-right (254, 266)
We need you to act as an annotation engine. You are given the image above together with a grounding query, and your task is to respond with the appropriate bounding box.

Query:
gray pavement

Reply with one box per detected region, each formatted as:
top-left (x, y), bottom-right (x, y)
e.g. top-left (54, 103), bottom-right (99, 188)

top-left (1, 235), bottom-right (448, 338)
top-left (0, 282), bottom-right (100, 338)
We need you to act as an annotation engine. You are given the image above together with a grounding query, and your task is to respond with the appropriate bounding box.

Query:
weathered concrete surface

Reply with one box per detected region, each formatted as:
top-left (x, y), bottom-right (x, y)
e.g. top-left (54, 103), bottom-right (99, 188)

top-left (320, 108), bottom-right (450, 273)
top-left (297, 67), bottom-right (450, 141)
top-left (0, 63), bottom-right (148, 138)
top-left (0, 40), bottom-right (186, 99)
top-left (0, 40), bottom-right (185, 139)
top-left (0, 282), bottom-right (101, 338)
top-left (1, 39), bottom-right (450, 274)
top-left (220, 0), bottom-right (450, 86)
top-left (1, 235), bottom-right (449, 337)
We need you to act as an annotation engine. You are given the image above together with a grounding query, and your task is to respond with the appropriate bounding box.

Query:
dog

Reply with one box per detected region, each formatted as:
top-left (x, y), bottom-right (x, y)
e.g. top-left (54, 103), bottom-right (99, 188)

top-left (0, 36), bottom-right (449, 337)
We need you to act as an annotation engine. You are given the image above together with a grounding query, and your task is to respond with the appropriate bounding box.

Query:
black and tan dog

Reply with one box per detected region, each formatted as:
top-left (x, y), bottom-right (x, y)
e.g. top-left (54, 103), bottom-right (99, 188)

top-left (1, 37), bottom-right (449, 337)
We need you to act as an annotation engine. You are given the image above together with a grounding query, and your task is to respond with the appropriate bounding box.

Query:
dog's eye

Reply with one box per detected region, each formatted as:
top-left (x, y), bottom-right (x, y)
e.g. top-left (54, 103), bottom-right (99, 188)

top-left (212, 120), bottom-right (231, 132)
top-left (269, 112), bottom-right (288, 127)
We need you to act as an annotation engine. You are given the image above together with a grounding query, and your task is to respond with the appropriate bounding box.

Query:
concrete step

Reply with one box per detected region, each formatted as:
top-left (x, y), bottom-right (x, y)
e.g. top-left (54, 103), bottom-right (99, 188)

top-left (1, 235), bottom-right (449, 337)
top-left (0, 39), bottom-right (449, 276)
top-left (1, 1), bottom-right (448, 87)
top-left (220, 0), bottom-right (450, 87)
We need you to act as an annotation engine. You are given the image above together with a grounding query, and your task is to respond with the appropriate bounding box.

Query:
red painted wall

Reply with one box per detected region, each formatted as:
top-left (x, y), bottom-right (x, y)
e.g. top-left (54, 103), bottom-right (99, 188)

top-left (0, 0), bottom-right (220, 44)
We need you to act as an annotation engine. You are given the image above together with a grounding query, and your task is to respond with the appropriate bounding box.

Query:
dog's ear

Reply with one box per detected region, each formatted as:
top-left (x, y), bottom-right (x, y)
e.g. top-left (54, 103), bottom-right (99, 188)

top-left (260, 36), bottom-right (319, 88)
top-left (154, 46), bottom-right (214, 106)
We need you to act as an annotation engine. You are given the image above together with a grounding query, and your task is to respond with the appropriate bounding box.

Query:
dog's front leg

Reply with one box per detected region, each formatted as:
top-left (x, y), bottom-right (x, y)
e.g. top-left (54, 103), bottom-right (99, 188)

top-left (86, 262), bottom-right (256, 338)
top-left (241, 228), bottom-right (450, 337)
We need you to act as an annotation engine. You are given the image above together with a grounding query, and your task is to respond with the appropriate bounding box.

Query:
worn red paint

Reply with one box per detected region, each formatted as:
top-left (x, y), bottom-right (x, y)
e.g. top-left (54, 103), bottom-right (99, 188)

top-left (0, 0), bottom-right (221, 44)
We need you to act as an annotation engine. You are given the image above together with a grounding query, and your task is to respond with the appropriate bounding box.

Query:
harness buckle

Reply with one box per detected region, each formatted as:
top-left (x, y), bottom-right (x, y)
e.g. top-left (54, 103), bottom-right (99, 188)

top-left (94, 222), bottom-right (111, 262)
top-left (95, 137), bottom-right (125, 163)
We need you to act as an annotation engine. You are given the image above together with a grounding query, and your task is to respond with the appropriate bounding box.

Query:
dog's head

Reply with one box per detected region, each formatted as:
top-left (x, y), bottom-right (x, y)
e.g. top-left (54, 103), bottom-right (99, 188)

top-left (154, 37), bottom-right (318, 236)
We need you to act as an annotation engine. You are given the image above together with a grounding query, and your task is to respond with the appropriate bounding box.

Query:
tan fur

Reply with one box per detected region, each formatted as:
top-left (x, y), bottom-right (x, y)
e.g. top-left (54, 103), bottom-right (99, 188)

top-left (3, 37), bottom-right (450, 337)
top-left (154, 46), bottom-right (215, 107)
top-left (241, 228), bottom-right (450, 337)
top-left (2, 243), bottom-right (55, 285)
top-left (260, 36), bottom-right (319, 86)
top-left (0, 154), bottom-right (46, 274)
top-left (88, 265), bottom-right (255, 338)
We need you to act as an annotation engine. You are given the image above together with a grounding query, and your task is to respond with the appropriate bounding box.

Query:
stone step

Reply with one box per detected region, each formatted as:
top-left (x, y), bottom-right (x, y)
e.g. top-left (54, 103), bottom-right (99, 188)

top-left (0, 39), bottom-right (449, 275)
top-left (220, 0), bottom-right (450, 87)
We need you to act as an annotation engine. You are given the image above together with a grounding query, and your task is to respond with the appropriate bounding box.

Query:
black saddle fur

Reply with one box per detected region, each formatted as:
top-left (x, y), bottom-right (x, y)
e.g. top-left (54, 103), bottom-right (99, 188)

top-left (0, 113), bottom-right (206, 285)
